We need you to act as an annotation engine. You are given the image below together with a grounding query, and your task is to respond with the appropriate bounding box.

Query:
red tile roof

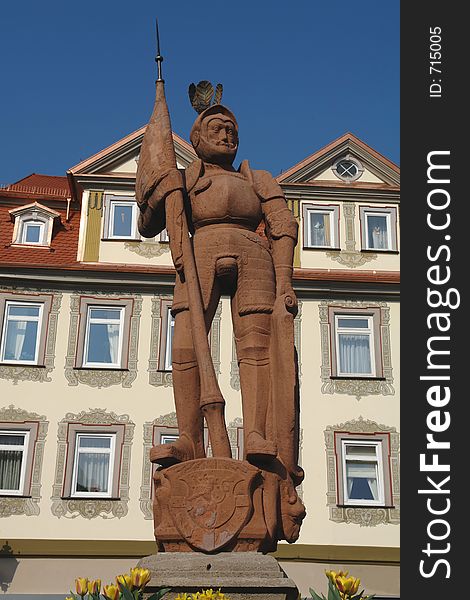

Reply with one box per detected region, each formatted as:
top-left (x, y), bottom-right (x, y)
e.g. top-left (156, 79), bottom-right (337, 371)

top-left (2, 174), bottom-right (70, 198)
top-left (0, 174), bottom-right (79, 266)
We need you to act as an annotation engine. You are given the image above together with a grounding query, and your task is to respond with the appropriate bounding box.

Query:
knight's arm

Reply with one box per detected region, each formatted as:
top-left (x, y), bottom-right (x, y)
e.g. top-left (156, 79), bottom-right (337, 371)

top-left (136, 167), bottom-right (184, 237)
top-left (252, 169), bottom-right (298, 295)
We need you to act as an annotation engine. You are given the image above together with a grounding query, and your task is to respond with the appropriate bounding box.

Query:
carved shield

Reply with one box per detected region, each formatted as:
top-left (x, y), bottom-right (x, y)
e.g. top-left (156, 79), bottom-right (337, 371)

top-left (165, 458), bottom-right (259, 552)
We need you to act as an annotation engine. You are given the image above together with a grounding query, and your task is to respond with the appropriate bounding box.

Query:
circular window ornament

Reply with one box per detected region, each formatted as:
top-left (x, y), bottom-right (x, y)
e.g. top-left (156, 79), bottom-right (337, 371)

top-left (333, 156), bottom-right (364, 182)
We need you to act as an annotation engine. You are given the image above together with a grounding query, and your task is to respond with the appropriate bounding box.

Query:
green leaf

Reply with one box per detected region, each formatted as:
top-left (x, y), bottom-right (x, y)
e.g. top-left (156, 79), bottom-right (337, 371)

top-left (327, 581), bottom-right (342, 600)
top-left (308, 590), bottom-right (326, 600)
top-left (147, 588), bottom-right (172, 600)
top-left (69, 591), bottom-right (78, 600)
top-left (118, 583), bottom-right (135, 600)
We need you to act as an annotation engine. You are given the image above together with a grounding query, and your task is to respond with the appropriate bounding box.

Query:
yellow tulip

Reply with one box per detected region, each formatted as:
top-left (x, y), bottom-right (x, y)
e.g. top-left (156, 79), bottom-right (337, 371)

top-left (117, 574), bottom-right (133, 590)
top-left (88, 579), bottom-right (101, 595)
top-left (130, 567), bottom-right (151, 589)
top-left (103, 583), bottom-right (120, 600)
top-left (335, 575), bottom-right (361, 598)
top-left (75, 578), bottom-right (89, 597)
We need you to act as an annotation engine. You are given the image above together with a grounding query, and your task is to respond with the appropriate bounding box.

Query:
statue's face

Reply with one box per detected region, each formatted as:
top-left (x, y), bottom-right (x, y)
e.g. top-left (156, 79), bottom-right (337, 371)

top-left (196, 115), bottom-right (238, 165)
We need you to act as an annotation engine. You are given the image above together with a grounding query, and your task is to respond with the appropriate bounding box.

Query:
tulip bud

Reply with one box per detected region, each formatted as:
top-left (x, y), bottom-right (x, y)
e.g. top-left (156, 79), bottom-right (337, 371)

top-left (103, 583), bottom-right (120, 600)
top-left (75, 578), bottom-right (89, 597)
top-left (117, 574), bottom-right (133, 590)
top-left (88, 579), bottom-right (101, 595)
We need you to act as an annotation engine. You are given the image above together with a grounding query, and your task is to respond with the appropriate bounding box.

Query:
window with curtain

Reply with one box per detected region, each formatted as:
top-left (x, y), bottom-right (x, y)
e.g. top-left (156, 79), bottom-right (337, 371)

top-left (0, 302), bottom-right (43, 364)
top-left (360, 207), bottom-right (397, 252)
top-left (341, 440), bottom-right (384, 505)
top-left (0, 430), bottom-right (29, 494)
top-left (83, 306), bottom-right (124, 368)
top-left (303, 205), bottom-right (339, 249)
top-left (71, 433), bottom-right (115, 497)
top-left (334, 315), bottom-right (375, 377)
top-left (366, 214), bottom-right (389, 250)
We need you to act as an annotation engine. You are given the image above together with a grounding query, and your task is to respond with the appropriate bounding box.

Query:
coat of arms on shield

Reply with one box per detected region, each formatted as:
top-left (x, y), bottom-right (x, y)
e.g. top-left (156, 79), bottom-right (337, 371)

top-left (159, 458), bottom-right (261, 552)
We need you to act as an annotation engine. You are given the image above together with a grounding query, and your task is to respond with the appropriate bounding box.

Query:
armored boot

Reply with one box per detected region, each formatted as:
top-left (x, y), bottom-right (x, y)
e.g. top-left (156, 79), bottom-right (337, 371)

top-left (235, 324), bottom-right (277, 461)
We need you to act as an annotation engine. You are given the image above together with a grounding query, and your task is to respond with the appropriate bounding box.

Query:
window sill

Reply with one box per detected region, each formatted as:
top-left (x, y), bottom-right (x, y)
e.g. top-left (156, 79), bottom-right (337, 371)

top-left (0, 493), bottom-right (32, 498)
top-left (330, 376), bottom-right (386, 381)
top-left (101, 237), bottom-right (142, 242)
top-left (0, 362), bottom-right (45, 368)
top-left (9, 243), bottom-right (53, 250)
top-left (337, 504), bottom-right (395, 509)
top-left (361, 249), bottom-right (399, 254)
top-left (303, 246), bottom-right (341, 251)
top-left (61, 496), bottom-right (121, 501)
top-left (73, 367), bottom-right (129, 371)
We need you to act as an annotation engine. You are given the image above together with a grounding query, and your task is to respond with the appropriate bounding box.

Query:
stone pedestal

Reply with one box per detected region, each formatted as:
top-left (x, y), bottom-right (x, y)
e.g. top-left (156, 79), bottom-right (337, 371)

top-left (138, 552), bottom-right (299, 600)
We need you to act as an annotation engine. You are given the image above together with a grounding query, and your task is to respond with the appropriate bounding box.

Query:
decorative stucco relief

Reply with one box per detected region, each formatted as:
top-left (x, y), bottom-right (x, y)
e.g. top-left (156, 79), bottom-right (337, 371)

top-left (324, 417), bottom-right (400, 526)
top-left (149, 297), bottom-right (222, 387)
top-left (319, 300), bottom-right (394, 400)
top-left (0, 405), bottom-right (48, 517)
top-left (51, 408), bottom-right (134, 519)
top-left (64, 292), bottom-right (142, 388)
top-left (0, 291), bottom-right (62, 384)
top-left (124, 241), bottom-right (170, 258)
top-left (325, 202), bottom-right (377, 268)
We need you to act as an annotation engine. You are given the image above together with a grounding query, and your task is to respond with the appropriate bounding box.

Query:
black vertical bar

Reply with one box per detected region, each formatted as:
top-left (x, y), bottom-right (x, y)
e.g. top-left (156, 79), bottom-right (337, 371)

top-left (401, 2), bottom-right (464, 598)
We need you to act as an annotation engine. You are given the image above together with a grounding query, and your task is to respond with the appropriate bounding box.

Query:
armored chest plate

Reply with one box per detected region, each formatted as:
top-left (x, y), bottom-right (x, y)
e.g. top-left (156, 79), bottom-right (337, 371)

top-left (191, 171), bottom-right (262, 230)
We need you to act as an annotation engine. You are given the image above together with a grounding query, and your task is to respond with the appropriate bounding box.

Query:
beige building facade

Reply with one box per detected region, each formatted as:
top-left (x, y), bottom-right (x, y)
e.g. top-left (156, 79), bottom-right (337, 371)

top-left (0, 132), bottom-right (399, 598)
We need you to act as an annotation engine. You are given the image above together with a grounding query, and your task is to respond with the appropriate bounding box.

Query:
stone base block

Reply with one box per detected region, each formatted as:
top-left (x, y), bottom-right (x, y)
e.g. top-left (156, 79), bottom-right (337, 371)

top-left (138, 552), bottom-right (299, 600)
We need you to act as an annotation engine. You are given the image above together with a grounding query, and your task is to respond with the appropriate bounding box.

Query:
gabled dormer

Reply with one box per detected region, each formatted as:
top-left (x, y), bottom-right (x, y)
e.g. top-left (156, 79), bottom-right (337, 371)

top-left (9, 202), bottom-right (61, 247)
top-left (277, 132), bottom-right (400, 187)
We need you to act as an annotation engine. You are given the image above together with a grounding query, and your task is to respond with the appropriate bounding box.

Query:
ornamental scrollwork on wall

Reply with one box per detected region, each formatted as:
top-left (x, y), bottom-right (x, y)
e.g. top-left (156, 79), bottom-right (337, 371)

top-left (319, 300), bottom-right (394, 400)
top-left (64, 292), bottom-right (142, 388)
top-left (0, 290), bottom-right (62, 385)
top-left (124, 241), bottom-right (170, 258)
top-left (324, 417), bottom-right (400, 527)
top-left (0, 405), bottom-right (48, 517)
top-left (325, 202), bottom-right (377, 268)
top-left (50, 408), bottom-right (134, 519)
top-left (230, 300), bottom-right (302, 390)
top-left (149, 296), bottom-right (222, 387)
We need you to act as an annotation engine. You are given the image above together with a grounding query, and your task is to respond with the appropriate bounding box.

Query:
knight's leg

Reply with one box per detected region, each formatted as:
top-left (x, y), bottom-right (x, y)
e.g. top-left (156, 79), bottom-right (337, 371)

top-left (151, 287), bottom-right (221, 467)
top-left (232, 295), bottom-right (276, 460)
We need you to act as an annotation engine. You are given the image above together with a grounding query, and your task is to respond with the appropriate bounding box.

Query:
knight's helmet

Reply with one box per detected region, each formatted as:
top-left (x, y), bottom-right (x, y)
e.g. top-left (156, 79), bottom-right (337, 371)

top-left (188, 81), bottom-right (238, 161)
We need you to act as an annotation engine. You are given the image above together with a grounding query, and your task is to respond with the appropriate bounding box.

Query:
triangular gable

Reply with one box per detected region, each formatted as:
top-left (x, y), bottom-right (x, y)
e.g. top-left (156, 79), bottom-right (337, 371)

top-left (277, 133), bottom-right (399, 187)
top-left (68, 127), bottom-right (197, 177)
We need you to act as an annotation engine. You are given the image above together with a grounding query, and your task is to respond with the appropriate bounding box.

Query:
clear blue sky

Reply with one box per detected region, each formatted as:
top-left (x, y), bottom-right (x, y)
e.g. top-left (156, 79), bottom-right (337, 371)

top-left (0, 1), bottom-right (399, 184)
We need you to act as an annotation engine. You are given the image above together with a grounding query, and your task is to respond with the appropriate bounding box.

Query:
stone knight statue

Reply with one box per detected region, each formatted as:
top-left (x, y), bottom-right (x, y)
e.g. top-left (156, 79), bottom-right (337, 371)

top-left (136, 41), bottom-right (305, 552)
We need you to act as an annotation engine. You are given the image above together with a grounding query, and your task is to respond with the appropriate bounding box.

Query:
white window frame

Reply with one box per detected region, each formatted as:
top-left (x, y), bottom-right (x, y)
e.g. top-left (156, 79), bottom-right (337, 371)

top-left (20, 219), bottom-right (47, 245)
top-left (83, 305), bottom-right (125, 369)
top-left (164, 307), bottom-right (175, 371)
top-left (0, 429), bottom-right (30, 495)
top-left (364, 210), bottom-right (391, 250)
top-left (341, 439), bottom-right (385, 506)
top-left (334, 314), bottom-right (376, 377)
top-left (303, 204), bottom-right (339, 249)
top-left (105, 198), bottom-right (139, 240)
top-left (0, 301), bottom-right (44, 365)
top-left (70, 432), bottom-right (116, 498)
top-left (360, 206), bottom-right (398, 252)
